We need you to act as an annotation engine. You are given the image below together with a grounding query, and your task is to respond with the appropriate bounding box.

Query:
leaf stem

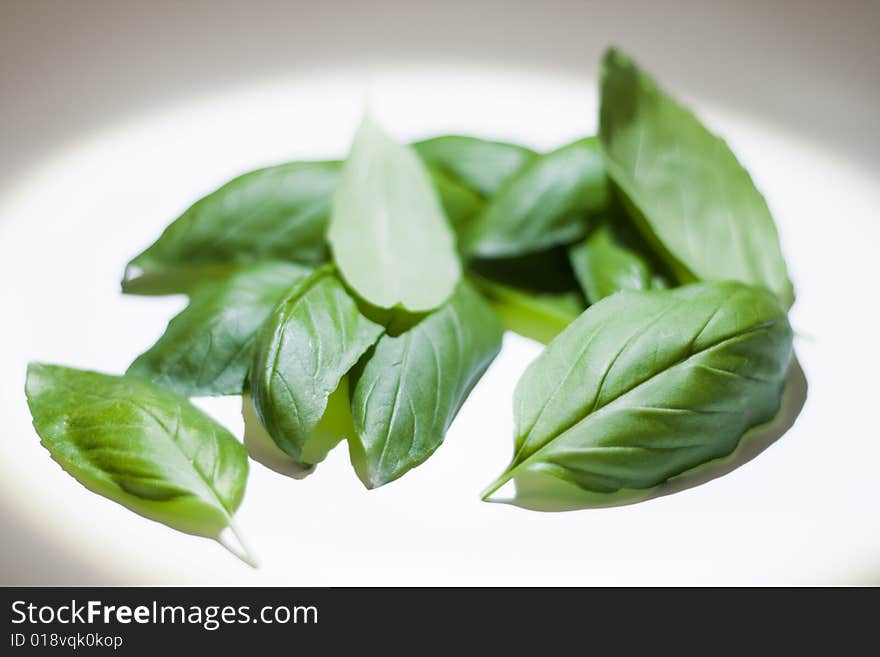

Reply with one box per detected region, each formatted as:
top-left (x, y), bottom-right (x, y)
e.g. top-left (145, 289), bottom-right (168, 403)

top-left (480, 469), bottom-right (516, 502)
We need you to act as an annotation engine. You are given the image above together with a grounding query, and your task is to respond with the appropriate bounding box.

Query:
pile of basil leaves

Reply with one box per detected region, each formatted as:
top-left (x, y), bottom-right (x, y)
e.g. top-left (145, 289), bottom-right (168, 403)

top-left (25, 49), bottom-right (799, 565)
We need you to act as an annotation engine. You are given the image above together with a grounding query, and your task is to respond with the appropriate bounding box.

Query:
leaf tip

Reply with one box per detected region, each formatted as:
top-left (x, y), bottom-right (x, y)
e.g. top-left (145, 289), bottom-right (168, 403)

top-left (222, 521), bottom-right (260, 569)
top-left (25, 361), bottom-right (53, 399)
top-left (365, 472), bottom-right (385, 490)
top-left (601, 45), bottom-right (636, 71)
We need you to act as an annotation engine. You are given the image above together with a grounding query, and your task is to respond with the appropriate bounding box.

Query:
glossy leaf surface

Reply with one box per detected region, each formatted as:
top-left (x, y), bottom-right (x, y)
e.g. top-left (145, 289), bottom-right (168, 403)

top-left (25, 363), bottom-right (252, 561)
top-left (484, 282), bottom-right (793, 506)
top-left (349, 282), bottom-right (503, 487)
top-left (250, 269), bottom-right (384, 466)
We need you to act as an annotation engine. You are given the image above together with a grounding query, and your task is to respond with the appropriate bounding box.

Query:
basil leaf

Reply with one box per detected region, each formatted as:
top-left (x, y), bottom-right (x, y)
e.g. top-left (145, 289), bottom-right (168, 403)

top-left (483, 281), bottom-right (793, 507)
top-left (242, 383), bottom-right (353, 478)
top-left (127, 262), bottom-right (310, 397)
top-left (328, 116), bottom-right (462, 312)
top-left (568, 214), bottom-right (670, 303)
top-left (348, 282), bottom-right (503, 488)
top-left (425, 166), bottom-right (485, 236)
top-left (568, 226), bottom-right (652, 302)
top-left (250, 268), bottom-right (384, 466)
top-left (123, 161), bottom-right (341, 295)
top-left (25, 363), bottom-right (254, 565)
top-left (463, 137), bottom-right (609, 258)
top-left (470, 274), bottom-right (585, 345)
top-left (413, 135), bottom-right (536, 198)
top-left (599, 48), bottom-right (794, 308)
top-left (122, 160), bottom-right (481, 296)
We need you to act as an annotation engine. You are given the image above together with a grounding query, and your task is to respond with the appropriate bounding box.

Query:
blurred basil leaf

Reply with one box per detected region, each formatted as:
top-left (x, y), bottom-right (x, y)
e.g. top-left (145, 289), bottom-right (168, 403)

top-left (463, 137), bottom-right (609, 258)
top-left (413, 135), bottom-right (535, 198)
top-left (469, 274), bottom-right (585, 345)
top-left (599, 48), bottom-right (794, 308)
top-left (425, 166), bottom-right (486, 236)
top-left (328, 116), bottom-right (461, 312)
top-left (568, 212), bottom-right (670, 303)
top-left (123, 162), bottom-right (341, 295)
top-left (469, 246), bottom-right (582, 295)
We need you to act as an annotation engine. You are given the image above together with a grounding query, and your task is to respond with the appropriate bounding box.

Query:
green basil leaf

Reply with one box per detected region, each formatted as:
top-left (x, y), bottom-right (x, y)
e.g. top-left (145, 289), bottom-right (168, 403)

top-left (122, 159), bottom-right (481, 296)
top-left (242, 382), bottom-right (353, 478)
top-left (568, 213), bottom-right (670, 303)
top-left (25, 363), bottom-right (254, 565)
top-left (348, 282), bottom-right (503, 488)
top-left (483, 281), bottom-right (793, 507)
top-left (463, 137), bottom-right (609, 259)
top-left (599, 48), bottom-right (794, 308)
top-left (568, 226), bottom-right (652, 302)
top-left (469, 274), bottom-right (585, 345)
top-left (250, 268), bottom-right (384, 466)
top-left (127, 262), bottom-right (310, 397)
top-left (328, 116), bottom-right (462, 312)
top-left (413, 135), bottom-right (536, 198)
top-left (425, 166), bottom-right (486, 236)
top-left (122, 161), bottom-right (341, 295)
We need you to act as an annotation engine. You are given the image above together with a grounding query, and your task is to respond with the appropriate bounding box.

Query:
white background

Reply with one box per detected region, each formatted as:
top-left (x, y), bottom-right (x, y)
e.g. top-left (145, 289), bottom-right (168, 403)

top-left (1, 1), bottom-right (878, 585)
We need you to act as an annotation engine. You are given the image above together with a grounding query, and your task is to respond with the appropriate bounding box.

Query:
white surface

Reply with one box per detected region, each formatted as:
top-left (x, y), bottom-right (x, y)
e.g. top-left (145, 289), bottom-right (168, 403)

top-left (1, 67), bottom-right (879, 585)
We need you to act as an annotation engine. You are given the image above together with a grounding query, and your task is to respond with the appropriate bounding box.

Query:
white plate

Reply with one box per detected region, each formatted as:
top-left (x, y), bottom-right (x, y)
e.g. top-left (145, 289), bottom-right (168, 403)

top-left (2, 3), bottom-right (879, 586)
